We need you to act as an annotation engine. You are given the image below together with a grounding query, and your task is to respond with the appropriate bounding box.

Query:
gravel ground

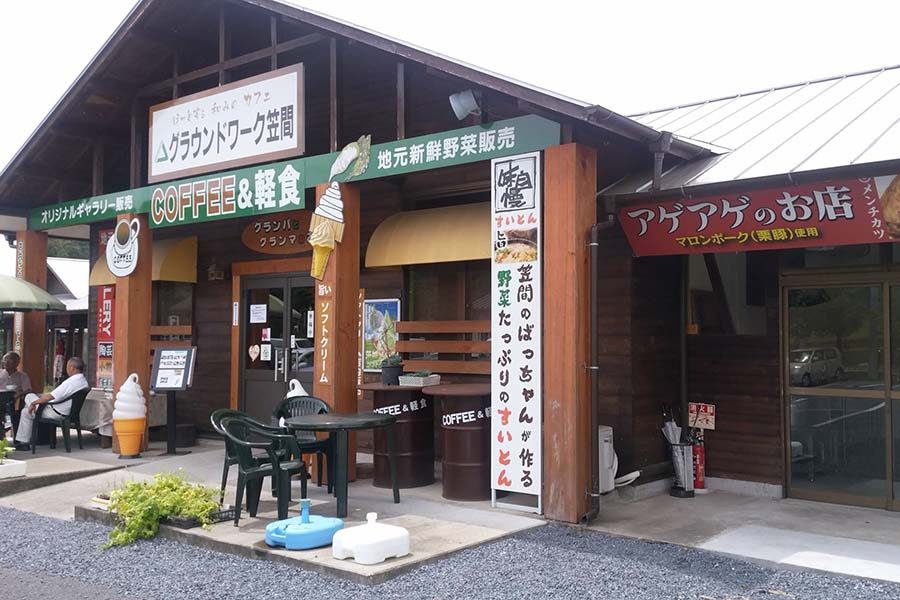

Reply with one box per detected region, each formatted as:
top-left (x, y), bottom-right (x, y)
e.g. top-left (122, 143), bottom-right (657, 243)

top-left (2, 505), bottom-right (900, 600)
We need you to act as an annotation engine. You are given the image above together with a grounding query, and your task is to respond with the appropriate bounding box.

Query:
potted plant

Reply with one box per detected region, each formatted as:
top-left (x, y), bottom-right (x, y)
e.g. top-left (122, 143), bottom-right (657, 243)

top-left (399, 370), bottom-right (441, 387)
top-left (380, 353), bottom-right (403, 386)
top-left (0, 438), bottom-right (26, 479)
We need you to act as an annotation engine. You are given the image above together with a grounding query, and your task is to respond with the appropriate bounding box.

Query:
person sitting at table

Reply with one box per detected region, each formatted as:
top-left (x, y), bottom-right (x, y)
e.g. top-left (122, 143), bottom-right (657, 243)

top-left (14, 357), bottom-right (88, 450)
top-left (0, 352), bottom-right (32, 436)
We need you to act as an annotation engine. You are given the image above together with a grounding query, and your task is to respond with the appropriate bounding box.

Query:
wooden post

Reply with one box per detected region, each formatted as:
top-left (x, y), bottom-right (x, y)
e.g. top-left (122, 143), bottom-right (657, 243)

top-left (111, 213), bottom-right (152, 452)
top-left (14, 230), bottom-right (48, 390)
top-left (542, 144), bottom-right (597, 523)
top-left (313, 182), bottom-right (360, 480)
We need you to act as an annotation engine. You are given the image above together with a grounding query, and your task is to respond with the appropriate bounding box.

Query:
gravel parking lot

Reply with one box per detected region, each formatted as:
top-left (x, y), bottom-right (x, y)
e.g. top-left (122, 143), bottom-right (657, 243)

top-left (2, 505), bottom-right (898, 600)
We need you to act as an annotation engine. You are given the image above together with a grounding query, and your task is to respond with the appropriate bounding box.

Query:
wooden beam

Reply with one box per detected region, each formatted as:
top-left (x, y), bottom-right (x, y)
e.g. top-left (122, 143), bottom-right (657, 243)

top-left (172, 53), bottom-right (180, 99)
top-left (329, 37), bottom-right (341, 151)
top-left (14, 231), bottom-right (48, 391)
top-left (137, 32), bottom-right (326, 96)
top-left (92, 141), bottom-right (104, 196)
top-left (270, 15), bottom-right (278, 70)
top-left (397, 320), bottom-right (490, 334)
top-left (703, 254), bottom-right (736, 335)
top-left (218, 4), bottom-right (229, 86)
top-left (543, 143), bottom-right (597, 523)
top-left (130, 99), bottom-right (141, 188)
top-left (396, 62), bottom-right (406, 140)
top-left (18, 164), bottom-right (90, 186)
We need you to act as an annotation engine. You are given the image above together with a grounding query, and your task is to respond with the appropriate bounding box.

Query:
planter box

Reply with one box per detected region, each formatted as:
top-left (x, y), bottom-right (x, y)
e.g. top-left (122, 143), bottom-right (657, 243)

top-left (398, 374), bottom-right (441, 387)
top-left (0, 459), bottom-right (26, 480)
top-left (162, 507), bottom-right (236, 529)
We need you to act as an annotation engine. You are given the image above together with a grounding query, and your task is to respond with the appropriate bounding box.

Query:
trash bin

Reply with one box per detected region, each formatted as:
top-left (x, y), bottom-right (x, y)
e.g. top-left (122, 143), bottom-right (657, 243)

top-left (425, 384), bottom-right (491, 501)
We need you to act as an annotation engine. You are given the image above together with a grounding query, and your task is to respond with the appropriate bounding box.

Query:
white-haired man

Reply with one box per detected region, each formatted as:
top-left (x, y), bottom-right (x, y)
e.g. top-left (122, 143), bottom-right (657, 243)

top-left (14, 356), bottom-right (88, 450)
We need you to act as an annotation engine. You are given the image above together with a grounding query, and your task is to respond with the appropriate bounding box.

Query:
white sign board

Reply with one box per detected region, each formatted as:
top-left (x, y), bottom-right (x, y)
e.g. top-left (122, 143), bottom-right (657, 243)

top-left (148, 64), bottom-right (304, 183)
top-left (490, 151), bottom-right (542, 506)
top-left (249, 304), bottom-right (267, 323)
top-left (151, 347), bottom-right (196, 391)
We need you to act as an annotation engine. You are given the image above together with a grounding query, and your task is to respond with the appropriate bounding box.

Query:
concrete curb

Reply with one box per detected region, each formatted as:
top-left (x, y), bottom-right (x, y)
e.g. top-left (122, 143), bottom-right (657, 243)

top-left (74, 504), bottom-right (539, 585)
top-left (0, 465), bottom-right (123, 498)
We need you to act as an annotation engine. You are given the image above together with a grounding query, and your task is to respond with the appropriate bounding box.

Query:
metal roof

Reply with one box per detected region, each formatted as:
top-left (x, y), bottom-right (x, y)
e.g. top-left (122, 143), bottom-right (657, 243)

top-left (603, 65), bottom-right (900, 199)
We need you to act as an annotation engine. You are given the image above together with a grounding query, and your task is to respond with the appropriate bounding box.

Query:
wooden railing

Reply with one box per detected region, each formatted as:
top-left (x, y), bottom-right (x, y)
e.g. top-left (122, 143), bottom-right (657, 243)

top-left (148, 325), bottom-right (194, 366)
top-left (396, 320), bottom-right (490, 375)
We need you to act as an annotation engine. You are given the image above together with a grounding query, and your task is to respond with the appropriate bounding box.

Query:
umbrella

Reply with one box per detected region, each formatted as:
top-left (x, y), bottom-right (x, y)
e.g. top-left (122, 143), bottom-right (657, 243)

top-left (0, 274), bottom-right (66, 311)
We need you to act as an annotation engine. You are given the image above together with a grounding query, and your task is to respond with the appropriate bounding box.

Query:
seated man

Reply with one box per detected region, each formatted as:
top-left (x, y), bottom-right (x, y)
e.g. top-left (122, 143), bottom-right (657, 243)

top-left (0, 351), bottom-right (32, 435)
top-left (14, 356), bottom-right (88, 450)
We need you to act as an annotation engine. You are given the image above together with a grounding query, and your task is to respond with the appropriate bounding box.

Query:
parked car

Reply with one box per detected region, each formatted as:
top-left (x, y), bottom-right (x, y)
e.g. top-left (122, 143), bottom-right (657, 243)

top-left (790, 347), bottom-right (843, 386)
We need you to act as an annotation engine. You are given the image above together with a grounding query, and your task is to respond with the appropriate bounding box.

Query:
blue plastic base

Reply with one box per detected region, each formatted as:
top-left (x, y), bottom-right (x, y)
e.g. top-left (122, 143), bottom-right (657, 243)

top-left (265, 514), bottom-right (344, 550)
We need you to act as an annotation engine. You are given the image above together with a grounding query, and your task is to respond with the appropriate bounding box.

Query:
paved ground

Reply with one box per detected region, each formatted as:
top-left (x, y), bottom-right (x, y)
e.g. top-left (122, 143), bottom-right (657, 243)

top-left (3, 505), bottom-right (900, 600)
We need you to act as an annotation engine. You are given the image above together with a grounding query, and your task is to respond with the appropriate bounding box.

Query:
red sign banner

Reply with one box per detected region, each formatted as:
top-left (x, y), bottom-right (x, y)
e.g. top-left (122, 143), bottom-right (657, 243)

top-left (619, 175), bottom-right (900, 257)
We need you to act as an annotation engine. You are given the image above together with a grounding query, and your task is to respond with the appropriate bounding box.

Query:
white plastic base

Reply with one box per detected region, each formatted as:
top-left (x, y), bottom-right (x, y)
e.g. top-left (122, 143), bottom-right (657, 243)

top-left (331, 513), bottom-right (410, 565)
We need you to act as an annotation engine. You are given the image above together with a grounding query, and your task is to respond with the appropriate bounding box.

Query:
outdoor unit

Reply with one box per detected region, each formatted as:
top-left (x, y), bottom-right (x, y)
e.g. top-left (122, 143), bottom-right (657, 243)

top-left (598, 425), bottom-right (617, 494)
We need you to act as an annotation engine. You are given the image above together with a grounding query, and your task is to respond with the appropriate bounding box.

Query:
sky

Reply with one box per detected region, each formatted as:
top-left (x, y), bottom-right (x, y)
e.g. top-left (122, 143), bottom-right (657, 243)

top-left (0, 0), bottom-right (898, 172)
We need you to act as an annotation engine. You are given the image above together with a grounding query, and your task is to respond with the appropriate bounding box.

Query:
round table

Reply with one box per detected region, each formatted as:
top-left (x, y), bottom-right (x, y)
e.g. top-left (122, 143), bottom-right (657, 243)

top-left (423, 383), bottom-right (491, 501)
top-left (284, 412), bottom-right (399, 518)
top-left (360, 383), bottom-right (435, 489)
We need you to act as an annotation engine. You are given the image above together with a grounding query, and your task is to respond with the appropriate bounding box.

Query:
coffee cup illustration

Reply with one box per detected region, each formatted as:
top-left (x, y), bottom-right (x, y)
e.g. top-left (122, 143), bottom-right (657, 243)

top-left (106, 217), bottom-right (141, 277)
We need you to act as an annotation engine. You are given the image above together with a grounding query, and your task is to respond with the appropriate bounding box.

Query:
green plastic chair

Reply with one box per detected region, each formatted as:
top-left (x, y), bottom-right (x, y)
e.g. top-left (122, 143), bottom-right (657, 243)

top-left (220, 415), bottom-right (308, 525)
top-left (31, 388), bottom-right (90, 453)
top-left (272, 395), bottom-right (334, 494)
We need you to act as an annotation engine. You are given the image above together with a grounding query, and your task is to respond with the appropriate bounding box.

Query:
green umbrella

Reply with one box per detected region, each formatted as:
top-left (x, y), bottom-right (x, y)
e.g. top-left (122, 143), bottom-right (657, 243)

top-left (0, 274), bottom-right (66, 311)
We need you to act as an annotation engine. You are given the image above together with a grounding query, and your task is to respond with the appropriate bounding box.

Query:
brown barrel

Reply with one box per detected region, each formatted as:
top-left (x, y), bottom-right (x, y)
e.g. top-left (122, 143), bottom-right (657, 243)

top-left (427, 384), bottom-right (491, 501)
top-left (366, 384), bottom-right (435, 488)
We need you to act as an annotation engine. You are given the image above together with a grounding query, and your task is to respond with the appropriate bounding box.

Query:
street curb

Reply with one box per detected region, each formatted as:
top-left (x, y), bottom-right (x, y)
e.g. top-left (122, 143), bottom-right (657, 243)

top-left (0, 465), bottom-right (123, 498)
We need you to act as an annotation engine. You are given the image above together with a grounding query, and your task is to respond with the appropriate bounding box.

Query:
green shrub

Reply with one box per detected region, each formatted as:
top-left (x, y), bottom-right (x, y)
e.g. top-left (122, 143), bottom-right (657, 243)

top-left (105, 472), bottom-right (218, 548)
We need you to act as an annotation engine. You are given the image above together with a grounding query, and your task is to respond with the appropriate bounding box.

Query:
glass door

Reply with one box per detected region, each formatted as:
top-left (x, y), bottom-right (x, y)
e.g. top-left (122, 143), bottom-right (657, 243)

top-left (240, 275), bottom-right (316, 423)
top-left (786, 285), bottom-right (888, 508)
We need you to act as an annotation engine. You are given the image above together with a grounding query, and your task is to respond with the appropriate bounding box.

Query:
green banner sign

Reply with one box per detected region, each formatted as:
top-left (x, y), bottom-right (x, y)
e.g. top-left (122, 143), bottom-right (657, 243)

top-left (29, 115), bottom-right (560, 230)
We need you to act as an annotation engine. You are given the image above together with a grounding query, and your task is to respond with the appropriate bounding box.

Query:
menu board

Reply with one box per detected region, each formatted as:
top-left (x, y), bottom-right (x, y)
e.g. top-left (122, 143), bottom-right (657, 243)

top-left (490, 151), bottom-right (542, 502)
top-left (151, 347), bottom-right (196, 391)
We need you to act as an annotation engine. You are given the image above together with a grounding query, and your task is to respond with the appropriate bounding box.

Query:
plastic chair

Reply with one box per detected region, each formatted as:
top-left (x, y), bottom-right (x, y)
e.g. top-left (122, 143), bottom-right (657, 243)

top-left (272, 395), bottom-right (334, 494)
top-left (220, 415), bottom-right (308, 525)
top-left (31, 388), bottom-right (89, 453)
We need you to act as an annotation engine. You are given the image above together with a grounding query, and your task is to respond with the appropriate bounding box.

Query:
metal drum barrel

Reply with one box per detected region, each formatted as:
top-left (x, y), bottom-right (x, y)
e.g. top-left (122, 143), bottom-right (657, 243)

top-left (426, 384), bottom-right (491, 501)
top-left (364, 384), bottom-right (435, 488)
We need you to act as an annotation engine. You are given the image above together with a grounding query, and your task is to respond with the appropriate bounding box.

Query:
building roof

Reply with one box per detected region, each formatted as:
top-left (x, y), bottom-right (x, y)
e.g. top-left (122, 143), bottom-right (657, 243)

top-left (0, 0), bottom-right (708, 222)
top-left (603, 65), bottom-right (900, 199)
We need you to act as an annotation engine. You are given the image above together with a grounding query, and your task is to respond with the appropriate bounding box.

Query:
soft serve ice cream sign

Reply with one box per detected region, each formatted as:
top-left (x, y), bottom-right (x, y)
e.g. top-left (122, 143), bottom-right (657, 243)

top-left (106, 217), bottom-right (141, 277)
top-left (309, 135), bottom-right (371, 280)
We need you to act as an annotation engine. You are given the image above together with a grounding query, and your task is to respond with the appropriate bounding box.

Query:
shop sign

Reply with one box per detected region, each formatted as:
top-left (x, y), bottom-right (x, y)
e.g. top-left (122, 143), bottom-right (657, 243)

top-left (490, 151), bottom-right (542, 502)
top-left (149, 158), bottom-right (306, 228)
top-left (240, 210), bottom-right (311, 254)
top-left (315, 282), bottom-right (333, 385)
top-left (619, 175), bottom-right (900, 257)
top-left (688, 402), bottom-right (716, 430)
top-left (96, 285), bottom-right (115, 389)
top-left (106, 217), bottom-right (141, 277)
top-left (29, 115), bottom-right (559, 231)
top-left (148, 64), bottom-right (304, 183)
top-left (151, 347), bottom-right (197, 391)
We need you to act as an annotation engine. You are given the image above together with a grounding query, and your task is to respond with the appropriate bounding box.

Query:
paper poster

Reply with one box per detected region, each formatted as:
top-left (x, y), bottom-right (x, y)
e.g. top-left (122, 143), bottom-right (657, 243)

top-left (260, 344), bottom-right (272, 361)
top-left (250, 304), bottom-right (267, 323)
top-left (151, 347), bottom-right (196, 391)
top-left (363, 299), bottom-right (400, 372)
top-left (307, 310), bottom-right (314, 338)
top-left (261, 328), bottom-right (271, 341)
top-left (491, 151), bottom-right (542, 501)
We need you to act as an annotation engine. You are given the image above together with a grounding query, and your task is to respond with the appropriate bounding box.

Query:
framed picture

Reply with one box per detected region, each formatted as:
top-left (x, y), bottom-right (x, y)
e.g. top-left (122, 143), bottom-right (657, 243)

top-left (363, 298), bottom-right (400, 372)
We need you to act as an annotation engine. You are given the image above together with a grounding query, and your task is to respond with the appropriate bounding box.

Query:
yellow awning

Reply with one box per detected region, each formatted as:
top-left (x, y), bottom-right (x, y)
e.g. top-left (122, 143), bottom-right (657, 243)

top-left (89, 237), bottom-right (198, 285)
top-left (365, 203), bottom-right (490, 267)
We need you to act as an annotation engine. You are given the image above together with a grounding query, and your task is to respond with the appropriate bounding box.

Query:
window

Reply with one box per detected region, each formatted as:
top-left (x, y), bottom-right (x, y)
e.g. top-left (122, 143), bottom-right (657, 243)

top-left (153, 282), bottom-right (194, 326)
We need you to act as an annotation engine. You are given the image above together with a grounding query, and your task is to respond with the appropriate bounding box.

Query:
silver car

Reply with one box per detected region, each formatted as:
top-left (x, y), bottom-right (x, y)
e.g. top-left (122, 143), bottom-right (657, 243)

top-left (790, 347), bottom-right (843, 386)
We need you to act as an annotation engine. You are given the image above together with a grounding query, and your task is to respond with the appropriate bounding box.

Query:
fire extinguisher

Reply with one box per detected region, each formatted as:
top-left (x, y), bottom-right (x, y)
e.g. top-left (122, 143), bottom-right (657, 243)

top-left (692, 429), bottom-right (706, 492)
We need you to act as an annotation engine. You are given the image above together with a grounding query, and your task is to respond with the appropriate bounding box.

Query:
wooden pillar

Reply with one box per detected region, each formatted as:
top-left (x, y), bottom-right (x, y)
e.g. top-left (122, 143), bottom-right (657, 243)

top-left (542, 143), bottom-right (597, 523)
top-left (313, 182), bottom-right (360, 480)
top-left (112, 214), bottom-right (152, 452)
top-left (14, 230), bottom-right (48, 389)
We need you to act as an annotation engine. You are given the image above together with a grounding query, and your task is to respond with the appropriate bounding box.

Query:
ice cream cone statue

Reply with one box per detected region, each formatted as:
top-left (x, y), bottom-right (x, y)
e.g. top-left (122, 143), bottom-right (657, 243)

top-left (308, 135), bottom-right (370, 280)
top-left (310, 182), bottom-right (345, 280)
top-left (113, 373), bottom-right (147, 458)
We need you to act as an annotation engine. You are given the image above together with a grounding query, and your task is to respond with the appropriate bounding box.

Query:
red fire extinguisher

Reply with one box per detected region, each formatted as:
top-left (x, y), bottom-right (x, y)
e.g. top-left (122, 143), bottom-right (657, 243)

top-left (692, 430), bottom-right (706, 492)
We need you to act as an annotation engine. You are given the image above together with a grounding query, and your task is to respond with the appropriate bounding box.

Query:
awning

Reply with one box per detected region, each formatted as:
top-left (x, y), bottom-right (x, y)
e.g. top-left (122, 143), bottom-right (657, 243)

top-left (89, 236), bottom-right (198, 285)
top-left (365, 203), bottom-right (489, 267)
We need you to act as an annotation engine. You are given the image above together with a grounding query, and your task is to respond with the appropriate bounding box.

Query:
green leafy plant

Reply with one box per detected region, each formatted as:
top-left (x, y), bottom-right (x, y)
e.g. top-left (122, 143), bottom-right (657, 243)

top-left (412, 370), bottom-right (432, 377)
top-left (0, 439), bottom-right (14, 464)
top-left (105, 471), bottom-right (218, 548)
top-left (380, 353), bottom-right (402, 368)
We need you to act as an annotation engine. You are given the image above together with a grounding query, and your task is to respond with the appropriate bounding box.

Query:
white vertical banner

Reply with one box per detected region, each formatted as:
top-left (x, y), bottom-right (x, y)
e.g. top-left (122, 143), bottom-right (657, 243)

top-left (491, 151), bottom-right (542, 506)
